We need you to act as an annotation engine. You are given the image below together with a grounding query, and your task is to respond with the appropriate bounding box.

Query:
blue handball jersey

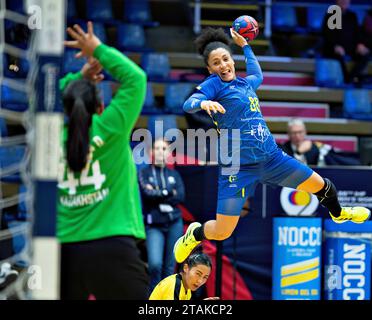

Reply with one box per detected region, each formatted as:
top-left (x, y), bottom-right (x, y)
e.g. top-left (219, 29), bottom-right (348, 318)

top-left (183, 45), bottom-right (279, 166)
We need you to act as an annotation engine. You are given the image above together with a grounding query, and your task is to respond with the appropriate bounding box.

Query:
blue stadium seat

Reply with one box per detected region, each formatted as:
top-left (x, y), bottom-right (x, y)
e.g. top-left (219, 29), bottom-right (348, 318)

top-left (0, 145), bottom-right (26, 182)
top-left (7, 221), bottom-right (27, 254)
top-left (307, 6), bottom-right (328, 32)
top-left (117, 24), bottom-right (147, 52)
top-left (0, 145), bottom-right (26, 168)
top-left (63, 49), bottom-right (85, 73)
top-left (0, 118), bottom-right (7, 137)
top-left (343, 89), bottom-right (372, 120)
top-left (14, 58), bottom-right (29, 78)
top-left (18, 185), bottom-right (28, 221)
top-left (142, 83), bottom-right (161, 115)
top-left (141, 53), bottom-right (171, 81)
top-left (1, 81), bottom-right (27, 103)
top-left (5, 1), bottom-right (30, 46)
top-left (1, 81), bottom-right (28, 111)
top-left (98, 81), bottom-right (112, 106)
top-left (85, 0), bottom-right (113, 22)
top-left (124, 0), bottom-right (158, 27)
top-left (165, 83), bottom-right (194, 115)
top-left (4, 20), bottom-right (29, 49)
top-left (315, 58), bottom-right (345, 87)
top-left (272, 5), bottom-right (298, 32)
top-left (148, 115), bottom-right (178, 141)
top-left (93, 22), bottom-right (107, 44)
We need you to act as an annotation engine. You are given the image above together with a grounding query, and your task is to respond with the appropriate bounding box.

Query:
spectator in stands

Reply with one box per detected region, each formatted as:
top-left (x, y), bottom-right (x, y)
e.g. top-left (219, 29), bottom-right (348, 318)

top-left (321, 0), bottom-right (370, 84)
top-left (149, 252), bottom-right (218, 300)
top-left (280, 118), bottom-right (329, 166)
top-left (58, 22), bottom-right (149, 299)
top-left (138, 138), bottom-right (185, 292)
top-left (280, 118), bottom-right (361, 166)
top-left (173, 27), bottom-right (370, 265)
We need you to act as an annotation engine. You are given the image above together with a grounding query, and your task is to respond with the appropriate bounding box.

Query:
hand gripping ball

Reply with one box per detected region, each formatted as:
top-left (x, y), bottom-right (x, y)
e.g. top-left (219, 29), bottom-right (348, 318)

top-left (232, 15), bottom-right (259, 41)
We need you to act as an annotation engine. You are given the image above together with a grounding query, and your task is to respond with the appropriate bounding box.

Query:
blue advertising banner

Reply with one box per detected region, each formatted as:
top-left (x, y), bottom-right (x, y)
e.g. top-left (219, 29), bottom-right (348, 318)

top-left (272, 217), bottom-right (322, 300)
top-left (324, 220), bottom-right (372, 300)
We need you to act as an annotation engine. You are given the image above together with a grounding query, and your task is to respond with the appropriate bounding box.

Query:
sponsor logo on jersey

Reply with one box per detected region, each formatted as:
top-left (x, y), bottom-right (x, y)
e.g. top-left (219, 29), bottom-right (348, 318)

top-left (229, 175), bottom-right (237, 183)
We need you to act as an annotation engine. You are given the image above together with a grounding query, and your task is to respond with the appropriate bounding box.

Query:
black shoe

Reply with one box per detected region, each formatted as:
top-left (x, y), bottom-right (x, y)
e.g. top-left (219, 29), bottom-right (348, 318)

top-left (0, 263), bottom-right (19, 290)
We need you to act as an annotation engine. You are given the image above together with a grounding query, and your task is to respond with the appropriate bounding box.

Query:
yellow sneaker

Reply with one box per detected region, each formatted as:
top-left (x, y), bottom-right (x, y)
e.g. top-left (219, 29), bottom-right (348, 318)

top-left (173, 222), bottom-right (202, 263)
top-left (330, 207), bottom-right (371, 224)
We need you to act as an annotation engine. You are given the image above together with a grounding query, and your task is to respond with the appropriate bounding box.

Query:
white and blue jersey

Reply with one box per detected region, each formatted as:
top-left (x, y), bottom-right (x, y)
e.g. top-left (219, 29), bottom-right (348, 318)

top-left (183, 45), bottom-right (313, 215)
top-left (183, 45), bottom-right (278, 165)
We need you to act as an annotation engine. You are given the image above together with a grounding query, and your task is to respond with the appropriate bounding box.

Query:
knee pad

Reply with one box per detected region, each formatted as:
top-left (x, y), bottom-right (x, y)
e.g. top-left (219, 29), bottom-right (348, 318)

top-left (315, 178), bottom-right (337, 203)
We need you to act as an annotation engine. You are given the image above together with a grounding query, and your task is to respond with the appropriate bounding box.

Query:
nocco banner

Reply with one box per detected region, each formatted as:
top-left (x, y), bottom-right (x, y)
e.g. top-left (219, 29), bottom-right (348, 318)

top-left (272, 217), bottom-right (322, 300)
top-left (324, 220), bottom-right (372, 300)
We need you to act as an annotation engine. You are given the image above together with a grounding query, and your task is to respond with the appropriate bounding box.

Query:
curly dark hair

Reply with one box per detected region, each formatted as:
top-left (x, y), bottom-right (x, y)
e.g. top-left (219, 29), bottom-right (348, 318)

top-left (194, 27), bottom-right (232, 65)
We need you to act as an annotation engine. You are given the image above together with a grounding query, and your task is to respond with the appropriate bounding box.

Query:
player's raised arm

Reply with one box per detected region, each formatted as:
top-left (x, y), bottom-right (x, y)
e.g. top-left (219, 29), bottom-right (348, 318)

top-left (64, 21), bottom-right (146, 133)
top-left (230, 28), bottom-right (263, 90)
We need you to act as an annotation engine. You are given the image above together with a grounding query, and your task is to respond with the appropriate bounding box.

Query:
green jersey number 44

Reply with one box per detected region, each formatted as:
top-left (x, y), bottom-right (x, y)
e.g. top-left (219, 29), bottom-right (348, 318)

top-left (58, 145), bottom-right (106, 195)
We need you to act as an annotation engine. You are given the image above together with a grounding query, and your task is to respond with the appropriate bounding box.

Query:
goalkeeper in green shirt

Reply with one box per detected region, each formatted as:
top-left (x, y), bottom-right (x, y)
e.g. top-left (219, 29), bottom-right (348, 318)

top-left (58, 22), bottom-right (149, 299)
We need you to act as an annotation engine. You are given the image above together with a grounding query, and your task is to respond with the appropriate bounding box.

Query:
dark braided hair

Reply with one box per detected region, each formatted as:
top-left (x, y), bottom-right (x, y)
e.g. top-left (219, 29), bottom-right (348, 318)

top-left (195, 27), bottom-right (232, 65)
top-left (63, 79), bottom-right (101, 172)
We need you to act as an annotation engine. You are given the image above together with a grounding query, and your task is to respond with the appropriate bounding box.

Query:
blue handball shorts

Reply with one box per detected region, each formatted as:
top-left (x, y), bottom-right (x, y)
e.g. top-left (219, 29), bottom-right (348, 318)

top-left (217, 149), bottom-right (314, 216)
